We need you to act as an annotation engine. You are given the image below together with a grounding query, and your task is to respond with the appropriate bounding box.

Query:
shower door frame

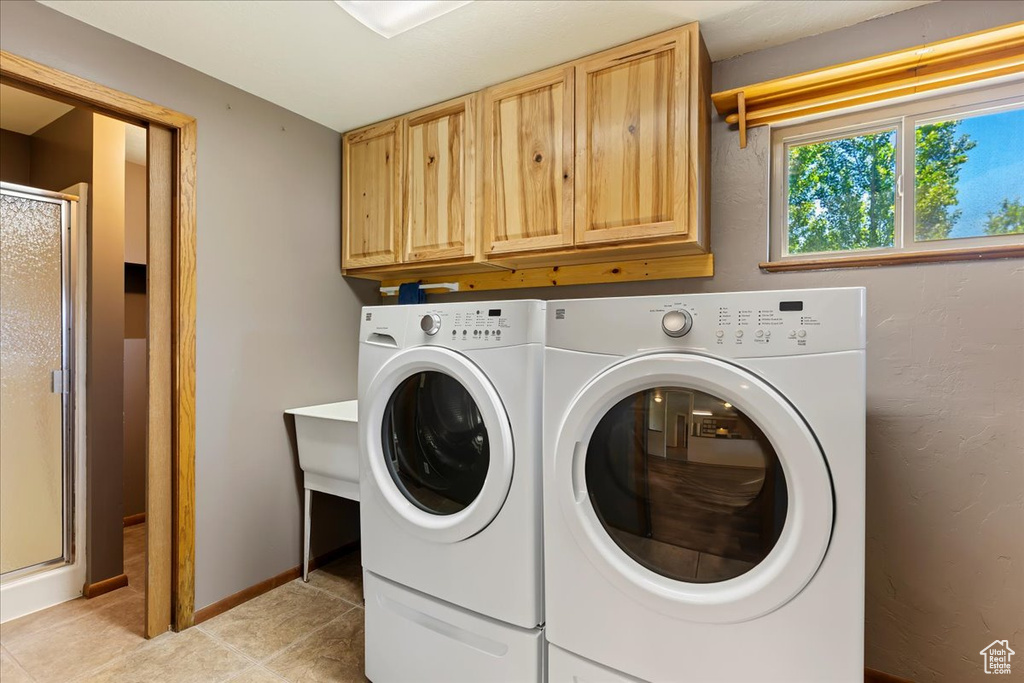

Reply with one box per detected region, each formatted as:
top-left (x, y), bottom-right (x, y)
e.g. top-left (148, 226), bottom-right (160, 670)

top-left (0, 50), bottom-right (198, 636)
top-left (0, 184), bottom-right (76, 581)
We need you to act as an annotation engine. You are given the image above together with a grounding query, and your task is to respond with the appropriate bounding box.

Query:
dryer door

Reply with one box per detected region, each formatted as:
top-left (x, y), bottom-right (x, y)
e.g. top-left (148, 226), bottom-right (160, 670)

top-left (554, 352), bottom-right (834, 624)
top-left (364, 346), bottom-right (514, 543)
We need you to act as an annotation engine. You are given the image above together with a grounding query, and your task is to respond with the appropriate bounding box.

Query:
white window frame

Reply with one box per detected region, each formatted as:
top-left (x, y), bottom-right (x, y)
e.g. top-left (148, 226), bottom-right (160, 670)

top-left (769, 81), bottom-right (1024, 265)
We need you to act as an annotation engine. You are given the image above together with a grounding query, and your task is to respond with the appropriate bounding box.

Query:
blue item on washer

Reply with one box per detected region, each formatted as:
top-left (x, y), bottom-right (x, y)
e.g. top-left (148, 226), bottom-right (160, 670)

top-left (398, 283), bottom-right (426, 305)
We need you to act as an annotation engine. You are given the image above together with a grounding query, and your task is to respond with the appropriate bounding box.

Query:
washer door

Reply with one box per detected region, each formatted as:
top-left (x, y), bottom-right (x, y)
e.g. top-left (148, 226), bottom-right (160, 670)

top-left (554, 353), bottom-right (833, 624)
top-left (364, 347), bottom-right (514, 543)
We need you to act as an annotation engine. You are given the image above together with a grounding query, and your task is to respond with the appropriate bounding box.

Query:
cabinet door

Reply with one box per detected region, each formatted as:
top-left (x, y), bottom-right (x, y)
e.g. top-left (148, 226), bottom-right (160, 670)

top-left (575, 26), bottom-right (694, 246)
top-left (342, 120), bottom-right (402, 269)
top-left (483, 66), bottom-right (574, 255)
top-left (404, 96), bottom-right (476, 262)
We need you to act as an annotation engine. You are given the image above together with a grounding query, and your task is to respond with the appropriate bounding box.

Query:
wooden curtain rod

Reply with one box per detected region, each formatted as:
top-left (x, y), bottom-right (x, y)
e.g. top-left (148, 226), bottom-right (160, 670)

top-left (711, 21), bottom-right (1024, 148)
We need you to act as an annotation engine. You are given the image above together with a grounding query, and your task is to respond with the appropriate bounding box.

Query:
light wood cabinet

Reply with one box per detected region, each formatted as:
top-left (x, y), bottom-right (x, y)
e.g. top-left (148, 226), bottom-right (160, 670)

top-left (342, 120), bottom-right (402, 268)
top-left (341, 23), bottom-right (710, 287)
top-left (575, 25), bottom-right (704, 247)
top-left (403, 96), bottom-right (477, 263)
top-left (482, 66), bottom-right (574, 255)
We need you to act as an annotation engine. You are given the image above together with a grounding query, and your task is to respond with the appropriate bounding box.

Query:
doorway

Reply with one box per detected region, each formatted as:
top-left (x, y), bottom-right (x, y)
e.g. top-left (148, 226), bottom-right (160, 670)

top-left (0, 49), bottom-right (198, 635)
top-left (1, 90), bottom-right (149, 635)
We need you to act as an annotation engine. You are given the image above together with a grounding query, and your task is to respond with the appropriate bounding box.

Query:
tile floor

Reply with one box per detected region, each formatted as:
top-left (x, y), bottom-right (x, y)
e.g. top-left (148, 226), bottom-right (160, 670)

top-left (0, 524), bottom-right (366, 682)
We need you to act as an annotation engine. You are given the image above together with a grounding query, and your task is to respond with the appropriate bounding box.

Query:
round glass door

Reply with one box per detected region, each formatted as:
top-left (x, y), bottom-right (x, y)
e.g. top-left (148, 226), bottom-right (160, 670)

top-left (554, 353), bottom-right (833, 623)
top-left (363, 346), bottom-right (514, 543)
top-left (382, 371), bottom-right (490, 515)
top-left (587, 387), bottom-right (787, 584)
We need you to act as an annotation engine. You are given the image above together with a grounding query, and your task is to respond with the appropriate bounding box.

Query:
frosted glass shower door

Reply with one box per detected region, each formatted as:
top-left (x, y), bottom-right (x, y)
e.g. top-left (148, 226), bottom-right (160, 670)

top-left (0, 186), bottom-right (71, 577)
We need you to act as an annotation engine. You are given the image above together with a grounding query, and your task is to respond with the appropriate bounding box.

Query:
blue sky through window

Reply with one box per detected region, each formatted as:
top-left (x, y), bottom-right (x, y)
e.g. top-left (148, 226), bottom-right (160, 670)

top-left (939, 107), bottom-right (1024, 238)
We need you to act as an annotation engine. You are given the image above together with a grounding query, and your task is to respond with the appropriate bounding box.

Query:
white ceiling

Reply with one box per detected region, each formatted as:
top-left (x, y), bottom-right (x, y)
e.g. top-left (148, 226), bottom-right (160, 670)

top-left (39, 0), bottom-right (932, 133)
top-left (0, 84), bottom-right (74, 135)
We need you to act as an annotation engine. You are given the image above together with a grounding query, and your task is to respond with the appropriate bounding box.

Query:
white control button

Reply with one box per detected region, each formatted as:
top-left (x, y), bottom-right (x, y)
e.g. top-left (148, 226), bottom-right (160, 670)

top-left (764, 330), bottom-right (771, 338)
top-left (788, 330), bottom-right (797, 339)
top-left (735, 329), bottom-right (744, 338)
top-left (797, 329), bottom-right (807, 338)
top-left (715, 330), bottom-right (725, 338)
top-left (755, 330), bottom-right (764, 338)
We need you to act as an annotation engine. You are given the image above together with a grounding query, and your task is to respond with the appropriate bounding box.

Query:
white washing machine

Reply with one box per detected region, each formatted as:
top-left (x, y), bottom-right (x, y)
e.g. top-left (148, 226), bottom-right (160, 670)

top-left (543, 288), bottom-right (865, 682)
top-left (358, 301), bottom-right (546, 683)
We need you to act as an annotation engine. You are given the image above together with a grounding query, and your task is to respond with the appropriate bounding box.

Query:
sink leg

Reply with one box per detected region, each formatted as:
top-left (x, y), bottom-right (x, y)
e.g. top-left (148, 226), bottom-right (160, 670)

top-left (303, 487), bottom-right (311, 582)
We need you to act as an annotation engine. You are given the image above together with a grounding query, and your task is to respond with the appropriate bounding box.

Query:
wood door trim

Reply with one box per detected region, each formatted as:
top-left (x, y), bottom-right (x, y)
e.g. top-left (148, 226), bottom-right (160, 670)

top-left (123, 512), bottom-right (147, 527)
top-left (82, 573), bottom-right (129, 598)
top-left (1, 50), bottom-right (198, 632)
top-left (146, 125), bottom-right (173, 638)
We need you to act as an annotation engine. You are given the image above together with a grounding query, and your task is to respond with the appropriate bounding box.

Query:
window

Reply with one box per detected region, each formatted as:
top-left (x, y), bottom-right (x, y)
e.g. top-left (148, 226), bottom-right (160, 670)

top-left (769, 82), bottom-right (1024, 266)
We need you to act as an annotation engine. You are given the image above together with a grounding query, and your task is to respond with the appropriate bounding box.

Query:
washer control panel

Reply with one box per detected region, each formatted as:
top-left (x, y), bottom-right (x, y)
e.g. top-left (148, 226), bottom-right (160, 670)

top-left (711, 299), bottom-right (819, 349)
top-left (361, 301), bottom-right (545, 349)
top-left (547, 288), bottom-right (865, 357)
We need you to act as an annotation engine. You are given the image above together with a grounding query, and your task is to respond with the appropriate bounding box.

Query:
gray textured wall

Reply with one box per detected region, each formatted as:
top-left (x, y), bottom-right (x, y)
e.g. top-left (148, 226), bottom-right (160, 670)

top-left (432, 3), bottom-right (1024, 680)
top-left (0, 0), bottom-right (377, 607)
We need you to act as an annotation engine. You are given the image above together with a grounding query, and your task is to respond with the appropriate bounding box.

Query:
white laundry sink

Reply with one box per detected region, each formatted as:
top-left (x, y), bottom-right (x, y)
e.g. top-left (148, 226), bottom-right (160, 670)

top-left (285, 399), bottom-right (360, 582)
top-left (285, 400), bottom-right (359, 501)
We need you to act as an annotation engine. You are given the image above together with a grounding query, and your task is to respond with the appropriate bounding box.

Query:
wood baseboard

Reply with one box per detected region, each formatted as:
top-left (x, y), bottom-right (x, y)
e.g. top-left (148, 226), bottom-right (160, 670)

top-left (193, 542), bottom-right (358, 626)
top-left (865, 667), bottom-right (915, 683)
top-left (83, 573), bottom-right (129, 599)
top-left (123, 512), bottom-right (146, 527)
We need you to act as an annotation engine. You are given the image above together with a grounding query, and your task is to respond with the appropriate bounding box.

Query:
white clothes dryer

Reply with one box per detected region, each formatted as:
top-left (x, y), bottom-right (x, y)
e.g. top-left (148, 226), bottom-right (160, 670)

top-left (358, 301), bottom-right (546, 682)
top-left (543, 288), bottom-right (866, 682)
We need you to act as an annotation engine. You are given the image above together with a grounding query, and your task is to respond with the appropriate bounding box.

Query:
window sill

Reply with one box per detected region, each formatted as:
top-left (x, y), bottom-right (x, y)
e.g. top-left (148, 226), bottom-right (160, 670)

top-left (761, 243), bottom-right (1024, 272)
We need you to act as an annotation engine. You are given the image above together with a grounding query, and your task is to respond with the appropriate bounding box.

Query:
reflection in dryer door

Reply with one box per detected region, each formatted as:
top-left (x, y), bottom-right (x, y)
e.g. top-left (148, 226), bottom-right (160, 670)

top-left (585, 387), bottom-right (788, 583)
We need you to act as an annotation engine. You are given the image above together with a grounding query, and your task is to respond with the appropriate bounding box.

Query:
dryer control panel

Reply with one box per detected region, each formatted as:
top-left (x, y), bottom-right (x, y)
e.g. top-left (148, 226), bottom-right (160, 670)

top-left (547, 288), bottom-right (865, 358)
top-left (361, 300), bottom-right (546, 350)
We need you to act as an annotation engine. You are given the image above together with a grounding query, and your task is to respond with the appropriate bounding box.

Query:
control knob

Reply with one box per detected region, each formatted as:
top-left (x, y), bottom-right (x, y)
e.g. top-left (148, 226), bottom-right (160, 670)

top-left (420, 314), bottom-right (441, 336)
top-left (661, 310), bottom-right (693, 338)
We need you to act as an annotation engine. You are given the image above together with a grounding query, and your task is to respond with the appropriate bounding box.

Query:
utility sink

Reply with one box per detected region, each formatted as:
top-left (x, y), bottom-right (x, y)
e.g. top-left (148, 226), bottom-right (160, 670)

top-left (285, 400), bottom-right (359, 582)
top-left (286, 400), bottom-right (359, 501)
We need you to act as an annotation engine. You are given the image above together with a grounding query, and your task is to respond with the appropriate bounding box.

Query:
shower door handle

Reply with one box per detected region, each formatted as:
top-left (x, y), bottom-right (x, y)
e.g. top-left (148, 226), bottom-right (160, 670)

top-left (51, 369), bottom-right (67, 394)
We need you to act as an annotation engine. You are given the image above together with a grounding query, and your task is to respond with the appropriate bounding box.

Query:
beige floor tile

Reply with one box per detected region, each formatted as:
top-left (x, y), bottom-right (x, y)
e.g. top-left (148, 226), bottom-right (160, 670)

top-left (1, 645), bottom-right (35, 683)
top-left (200, 580), bottom-right (349, 662)
top-left (307, 552), bottom-right (363, 606)
top-left (122, 524), bottom-right (145, 552)
top-left (76, 627), bottom-right (250, 683)
top-left (265, 608), bottom-right (365, 683)
top-left (123, 525), bottom-right (146, 590)
top-left (1, 587), bottom-right (139, 646)
top-left (226, 665), bottom-right (287, 682)
top-left (4, 589), bottom-right (146, 683)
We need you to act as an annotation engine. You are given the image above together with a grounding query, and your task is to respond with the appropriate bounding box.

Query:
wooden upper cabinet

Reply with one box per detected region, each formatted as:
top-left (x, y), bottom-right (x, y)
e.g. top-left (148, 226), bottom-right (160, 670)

top-left (575, 25), bottom-right (702, 246)
top-left (341, 22), bottom-right (710, 278)
top-left (342, 120), bottom-right (402, 268)
top-left (482, 66), bottom-right (574, 255)
top-left (403, 96), bottom-right (477, 263)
